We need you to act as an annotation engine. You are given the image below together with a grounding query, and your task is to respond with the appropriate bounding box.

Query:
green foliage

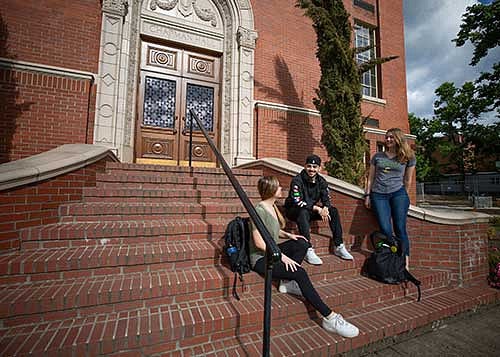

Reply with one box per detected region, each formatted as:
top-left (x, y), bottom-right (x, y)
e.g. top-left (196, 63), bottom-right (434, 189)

top-left (408, 113), bottom-right (439, 181)
top-left (433, 81), bottom-right (484, 174)
top-left (454, 0), bottom-right (500, 66)
top-left (454, 0), bottom-right (500, 116)
top-left (295, 0), bottom-right (370, 185)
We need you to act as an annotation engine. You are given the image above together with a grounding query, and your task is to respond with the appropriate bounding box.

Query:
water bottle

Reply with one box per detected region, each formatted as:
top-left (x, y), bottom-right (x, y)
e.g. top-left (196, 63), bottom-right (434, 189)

top-left (227, 246), bottom-right (237, 255)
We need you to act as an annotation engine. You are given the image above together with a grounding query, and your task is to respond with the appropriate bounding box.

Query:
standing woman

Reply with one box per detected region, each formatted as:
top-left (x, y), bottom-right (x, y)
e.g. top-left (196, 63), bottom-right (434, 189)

top-left (249, 176), bottom-right (359, 338)
top-left (364, 128), bottom-right (416, 269)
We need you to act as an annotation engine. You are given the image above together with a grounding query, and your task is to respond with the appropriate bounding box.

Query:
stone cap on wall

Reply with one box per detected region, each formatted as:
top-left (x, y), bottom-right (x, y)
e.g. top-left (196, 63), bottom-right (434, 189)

top-left (236, 158), bottom-right (491, 225)
top-left (0, 144), bottom-right (119, 191)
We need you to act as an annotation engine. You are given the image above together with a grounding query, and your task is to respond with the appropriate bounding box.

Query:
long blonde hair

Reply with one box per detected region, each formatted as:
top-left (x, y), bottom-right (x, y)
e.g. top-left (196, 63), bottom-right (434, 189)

top-left (386, 128), bottom-right (415, 163)
top-left (257, 176), bottom-right (286, 229)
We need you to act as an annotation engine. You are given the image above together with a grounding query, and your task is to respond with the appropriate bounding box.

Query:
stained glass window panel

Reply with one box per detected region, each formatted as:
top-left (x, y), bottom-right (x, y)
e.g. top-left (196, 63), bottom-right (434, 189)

top-left (185, 83), bottom-right (214, 132)
top-left (143, 77), bottom-right (176, 128)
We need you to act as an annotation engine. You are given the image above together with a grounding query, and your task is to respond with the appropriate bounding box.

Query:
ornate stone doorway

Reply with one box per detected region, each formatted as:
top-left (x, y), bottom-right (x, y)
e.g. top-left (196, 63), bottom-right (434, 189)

top-left (94, 0), bottom-right (257, 166)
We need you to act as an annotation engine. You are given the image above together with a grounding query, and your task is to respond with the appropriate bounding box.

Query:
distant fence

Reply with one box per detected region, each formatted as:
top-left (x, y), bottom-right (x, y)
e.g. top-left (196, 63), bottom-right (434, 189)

top-left (417, 172), bottom-right (500, 208)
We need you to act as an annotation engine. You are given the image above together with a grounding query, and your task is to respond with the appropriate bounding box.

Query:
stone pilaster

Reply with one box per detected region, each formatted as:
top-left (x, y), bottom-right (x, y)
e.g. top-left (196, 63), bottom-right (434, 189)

top-left (233, 26), bottom-right (258, 165)
top-left (93, 0), bottom-right (129, 159)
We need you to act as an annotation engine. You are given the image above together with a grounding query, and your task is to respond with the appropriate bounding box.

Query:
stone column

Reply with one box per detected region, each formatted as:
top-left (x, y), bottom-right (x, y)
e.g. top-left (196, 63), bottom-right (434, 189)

top-left (94, 0), bottom-right (129, 159)
top-left (234, 26), bottom-right (258, 165)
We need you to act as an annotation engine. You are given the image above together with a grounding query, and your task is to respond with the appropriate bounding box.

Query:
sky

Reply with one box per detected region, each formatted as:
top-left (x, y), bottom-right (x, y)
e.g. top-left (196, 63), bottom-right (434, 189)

top-left (402, 0), bottom-right (498, 121)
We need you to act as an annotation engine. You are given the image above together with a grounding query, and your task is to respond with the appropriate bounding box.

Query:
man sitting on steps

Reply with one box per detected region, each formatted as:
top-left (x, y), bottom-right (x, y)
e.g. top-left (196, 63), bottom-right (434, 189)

top-left (284, 155), bottom-right (354, 265)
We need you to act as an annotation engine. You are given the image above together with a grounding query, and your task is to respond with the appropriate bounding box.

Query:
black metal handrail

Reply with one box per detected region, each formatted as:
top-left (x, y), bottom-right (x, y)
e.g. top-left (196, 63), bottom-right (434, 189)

top-left (188, 109), bottom-right (281, 356)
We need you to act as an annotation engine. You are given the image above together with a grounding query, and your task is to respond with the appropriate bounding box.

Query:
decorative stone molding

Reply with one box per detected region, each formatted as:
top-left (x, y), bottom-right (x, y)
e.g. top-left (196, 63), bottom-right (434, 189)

top-left (148, 0), bottom-right (220, 28)
top-left (102, 0), bottom-right (129, 17)
top-left (237, 26), bottom-right (258, 49)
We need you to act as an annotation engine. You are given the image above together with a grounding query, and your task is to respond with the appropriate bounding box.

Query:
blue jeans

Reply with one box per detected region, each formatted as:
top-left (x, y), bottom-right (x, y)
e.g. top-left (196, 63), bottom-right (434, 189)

top-left (370, 187), bottom-right (410, 256)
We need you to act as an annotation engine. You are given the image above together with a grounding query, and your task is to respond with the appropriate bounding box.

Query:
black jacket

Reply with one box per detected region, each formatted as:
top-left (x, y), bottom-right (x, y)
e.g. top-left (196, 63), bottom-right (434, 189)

top-left (284, 170), bottom-right (332, 211)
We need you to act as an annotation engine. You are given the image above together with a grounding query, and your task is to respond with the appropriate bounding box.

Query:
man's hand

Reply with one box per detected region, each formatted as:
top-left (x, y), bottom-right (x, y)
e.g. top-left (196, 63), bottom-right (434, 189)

top-left (319, 206), bottom-right (330, 222)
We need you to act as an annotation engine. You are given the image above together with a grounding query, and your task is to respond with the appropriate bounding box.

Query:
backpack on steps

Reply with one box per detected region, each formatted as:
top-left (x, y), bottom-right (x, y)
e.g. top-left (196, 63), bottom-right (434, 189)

top-left (223, 216), bottom-right (251, 300)
top-left (365, 231), bottom-right (422, 301)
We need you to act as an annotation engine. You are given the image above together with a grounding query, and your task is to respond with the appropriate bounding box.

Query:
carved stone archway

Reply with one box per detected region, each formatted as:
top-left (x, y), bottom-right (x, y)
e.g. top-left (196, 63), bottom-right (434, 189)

top-left (94, 0), bottom-right (257, 165)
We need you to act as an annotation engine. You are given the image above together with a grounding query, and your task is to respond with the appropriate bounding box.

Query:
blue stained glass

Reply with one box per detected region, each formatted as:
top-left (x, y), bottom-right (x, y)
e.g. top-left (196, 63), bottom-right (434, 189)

top-left (143, 77), bottom-right (176, 128)
top-left (185, 83), bottom-right (214, 132)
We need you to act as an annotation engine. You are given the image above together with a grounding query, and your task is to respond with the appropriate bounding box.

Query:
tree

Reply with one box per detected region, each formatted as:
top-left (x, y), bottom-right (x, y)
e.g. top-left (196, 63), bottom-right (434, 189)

top-left (430, 81), bottom-right (499, 174)
top-left (408, 113), bottom-right (439, 181)
top-left (433, 82), bottom-right (477, 175)
top-left (296, 0), bottom-right (395, 185)
top-left (454, 0), bottom-right (500, 116)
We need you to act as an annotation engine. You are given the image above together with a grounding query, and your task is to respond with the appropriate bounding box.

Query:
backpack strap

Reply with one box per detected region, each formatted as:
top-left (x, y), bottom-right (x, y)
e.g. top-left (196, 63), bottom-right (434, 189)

top-left (404, 269), bottom-right (421, 302)
top-left (232, 273), bottom-right (240, 301)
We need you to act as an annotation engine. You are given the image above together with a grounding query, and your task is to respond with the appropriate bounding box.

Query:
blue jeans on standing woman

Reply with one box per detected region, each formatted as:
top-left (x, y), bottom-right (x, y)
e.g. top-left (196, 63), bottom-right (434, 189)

top-left (370, 186), bottom-right (410, 256)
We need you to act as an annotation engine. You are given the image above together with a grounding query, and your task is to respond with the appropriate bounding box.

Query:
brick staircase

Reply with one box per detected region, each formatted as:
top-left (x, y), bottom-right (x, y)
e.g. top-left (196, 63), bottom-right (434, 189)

top-left (0, 162), bottom-right (498, 356)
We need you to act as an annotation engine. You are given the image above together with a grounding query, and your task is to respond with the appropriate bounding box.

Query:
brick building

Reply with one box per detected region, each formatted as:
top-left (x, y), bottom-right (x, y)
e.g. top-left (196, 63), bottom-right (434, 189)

top-left (1, 0), bottom-right (411, 167)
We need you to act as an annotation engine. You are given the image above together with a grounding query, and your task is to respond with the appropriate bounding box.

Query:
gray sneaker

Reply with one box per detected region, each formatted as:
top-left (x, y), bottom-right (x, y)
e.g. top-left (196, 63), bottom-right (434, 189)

top-left (322, 313), bottom-right (359, 337)
top-left (305, 247), bottom-right (323, 265)
top-left (278, 280), bottom-right (302, 296)
top-left (334, 243), bottom-right (354, 260)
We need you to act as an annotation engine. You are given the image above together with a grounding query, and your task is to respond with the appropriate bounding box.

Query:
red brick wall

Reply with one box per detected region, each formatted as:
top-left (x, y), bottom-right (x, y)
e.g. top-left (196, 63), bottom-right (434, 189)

top-left (254, 164), bottom-right (489, 285)
top-left (0, 157), bottom-right (111, 251)
top-left (0, 0), bottom-right (101, 73)
top-left (251, 0), bottom-right (410, 160)
top-left (255, 106), bottom-right (327, 164)
top-left (0, 0), bottom-right (101, 162)
top-left (0, 68), bottom-right (96, 163)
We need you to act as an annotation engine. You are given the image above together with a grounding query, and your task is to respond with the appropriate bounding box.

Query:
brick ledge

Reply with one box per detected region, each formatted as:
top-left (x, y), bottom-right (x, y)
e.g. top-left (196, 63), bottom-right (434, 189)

top-left (236, 158), bottom-right (491, 225)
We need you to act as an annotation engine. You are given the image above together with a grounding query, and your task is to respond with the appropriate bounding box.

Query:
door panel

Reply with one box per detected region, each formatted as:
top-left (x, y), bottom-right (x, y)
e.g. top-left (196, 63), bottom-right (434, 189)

top-left (137, 72), bottom-right (181, 161)
top-left (178, 79), bottom-right (219, 165)
top-left (136, 42), bottom-right (221, 166)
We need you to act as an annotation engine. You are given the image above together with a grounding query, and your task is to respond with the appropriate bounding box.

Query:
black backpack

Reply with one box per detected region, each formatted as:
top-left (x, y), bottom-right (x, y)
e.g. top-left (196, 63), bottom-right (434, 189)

top-left (223, 216), bottom-right (251, 300)
top-left (365, 231), bottom-right (421, 301)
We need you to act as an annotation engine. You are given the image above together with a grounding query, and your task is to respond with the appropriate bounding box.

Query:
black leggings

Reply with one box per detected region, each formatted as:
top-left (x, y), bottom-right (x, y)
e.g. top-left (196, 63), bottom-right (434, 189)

top-left (286, 206), bottom-right (343, 247)
top-left (253, 238), bottom-right (332, 317)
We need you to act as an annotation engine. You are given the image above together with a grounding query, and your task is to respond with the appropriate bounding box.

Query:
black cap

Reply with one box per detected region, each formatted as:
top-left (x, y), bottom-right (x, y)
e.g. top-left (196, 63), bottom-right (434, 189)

top-left (305, 154), bottom-right (321, 166)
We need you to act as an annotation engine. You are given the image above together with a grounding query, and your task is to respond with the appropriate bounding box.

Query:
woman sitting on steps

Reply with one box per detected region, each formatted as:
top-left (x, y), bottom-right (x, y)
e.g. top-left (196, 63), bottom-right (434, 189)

top-left (249, 176), bottom-right (359, 338)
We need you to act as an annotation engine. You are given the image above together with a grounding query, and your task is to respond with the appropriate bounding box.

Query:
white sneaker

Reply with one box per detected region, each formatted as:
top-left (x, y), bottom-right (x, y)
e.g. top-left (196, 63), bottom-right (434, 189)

top-left (322, 313), bottom-right (359, 338)
top-left (334, 243), bottom-right (353, 260)
top-left (305, 247), bottom-right (323, 265)
top-left (278, 280), bottom-right (302, 296)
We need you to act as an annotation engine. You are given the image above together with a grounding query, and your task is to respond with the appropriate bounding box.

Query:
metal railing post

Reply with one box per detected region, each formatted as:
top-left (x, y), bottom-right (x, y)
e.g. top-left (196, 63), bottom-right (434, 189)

top-left (188, 109), bottom-right (280, 356)
top-left (188, 115), bottom-right (194, 167)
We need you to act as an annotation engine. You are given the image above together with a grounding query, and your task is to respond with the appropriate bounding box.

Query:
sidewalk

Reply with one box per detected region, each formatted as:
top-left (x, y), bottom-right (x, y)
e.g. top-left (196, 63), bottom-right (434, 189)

top-left (354, 301), bottom-right (500, 356)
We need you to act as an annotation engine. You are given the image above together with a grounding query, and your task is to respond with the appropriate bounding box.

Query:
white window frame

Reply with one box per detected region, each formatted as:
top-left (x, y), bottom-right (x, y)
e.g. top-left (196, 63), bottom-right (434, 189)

top-left (354, 22), bottom-right (378, 98)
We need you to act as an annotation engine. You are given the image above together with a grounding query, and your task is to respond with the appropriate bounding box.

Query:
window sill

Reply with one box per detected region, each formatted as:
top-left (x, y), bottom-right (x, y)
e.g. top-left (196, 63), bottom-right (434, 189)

top-left (362, 95), bottom-right (386, 105)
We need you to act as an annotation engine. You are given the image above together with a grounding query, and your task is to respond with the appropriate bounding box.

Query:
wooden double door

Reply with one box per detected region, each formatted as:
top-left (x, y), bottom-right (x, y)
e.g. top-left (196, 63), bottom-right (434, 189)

top-left (136, 42), bottom-right (221, 166)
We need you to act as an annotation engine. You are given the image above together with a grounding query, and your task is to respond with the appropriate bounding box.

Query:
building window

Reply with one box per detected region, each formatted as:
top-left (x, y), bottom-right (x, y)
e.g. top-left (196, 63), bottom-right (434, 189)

top-left (355, 23), bottom-right (378, 98)
top-left (377, 142), bottom-right (385, 152)
top-left (365, 117), bottom-right (380, 128)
